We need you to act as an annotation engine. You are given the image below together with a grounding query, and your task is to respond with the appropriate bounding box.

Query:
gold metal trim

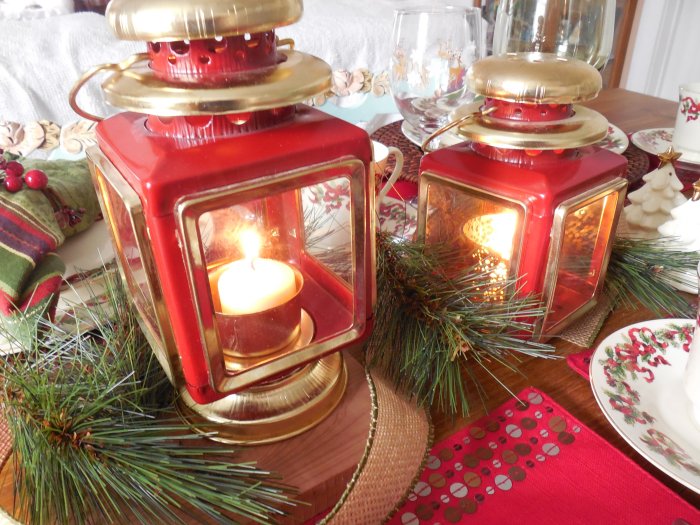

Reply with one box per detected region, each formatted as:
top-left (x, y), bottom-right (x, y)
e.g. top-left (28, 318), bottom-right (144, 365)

top-left (538, 177), bottom-right (628, 339)
top-left (468, 53), bottom-right (602, 104)
top-left (176, 158), bottom-right (368, 395)
top-left (86, 146), bottom-right (181, 384)
top-left (101, 50), bottom-right (331, 115)
top-left (107, 0), bottom-right (303, 41)
top-left (176, 353), bottom-right (347, 445)
top-left (451, 102), bottom-right (609, 150)
top-left (421, 106), bottom-right (496, 153)
top-left (417, 171), bottom-right (528, 282)
top-left (69, 53), bottom-right (149, 122)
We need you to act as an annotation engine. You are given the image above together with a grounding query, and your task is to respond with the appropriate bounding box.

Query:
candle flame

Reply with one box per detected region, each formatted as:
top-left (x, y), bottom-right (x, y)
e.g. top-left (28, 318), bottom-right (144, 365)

top-left (462, 210), bottom-right (519, 260)
top-left (239, 229), bottom-right (261, 260)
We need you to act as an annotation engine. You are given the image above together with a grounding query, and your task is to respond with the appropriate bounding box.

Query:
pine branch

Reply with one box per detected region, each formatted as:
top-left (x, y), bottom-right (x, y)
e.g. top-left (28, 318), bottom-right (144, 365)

top-left (366, 232), bottom-right (555, 417)
top-left (0, 271), bottom-right (295, 525)
top-left (606, 237), bottom-right (697, 318)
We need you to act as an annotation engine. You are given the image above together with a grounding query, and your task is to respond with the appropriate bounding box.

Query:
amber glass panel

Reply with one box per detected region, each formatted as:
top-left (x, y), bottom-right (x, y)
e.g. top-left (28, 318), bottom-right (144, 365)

top-left (94, 168), bottom-right (161, 343)
top-left (425, 179), bottom-right (523, 301)
top-left (544, 191), bottom-right (619, 332)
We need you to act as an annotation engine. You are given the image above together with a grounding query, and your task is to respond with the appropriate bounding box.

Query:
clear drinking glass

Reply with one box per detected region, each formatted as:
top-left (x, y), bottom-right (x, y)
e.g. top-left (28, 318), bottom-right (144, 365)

top-left (492, 0), bottom-right (615, 69)
top-left (390, 6), bottom-right (482, 145)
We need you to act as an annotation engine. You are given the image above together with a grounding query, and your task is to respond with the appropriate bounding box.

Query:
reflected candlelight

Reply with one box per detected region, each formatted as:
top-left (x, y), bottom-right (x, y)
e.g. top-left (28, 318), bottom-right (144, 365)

top-left (463, 210), bottom-right (519, 260)
top-left (463, 210), bottom-right (519, 301)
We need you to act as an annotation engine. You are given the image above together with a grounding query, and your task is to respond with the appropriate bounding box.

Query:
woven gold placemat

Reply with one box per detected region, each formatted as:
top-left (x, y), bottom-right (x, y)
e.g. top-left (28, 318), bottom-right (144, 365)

top-left (0, 411), bottom-right (10, 474)
top-left (557, 293), bottom-right (614, 348)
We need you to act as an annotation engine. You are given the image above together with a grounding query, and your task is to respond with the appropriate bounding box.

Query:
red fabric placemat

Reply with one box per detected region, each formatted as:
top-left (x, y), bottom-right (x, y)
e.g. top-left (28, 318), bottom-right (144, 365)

top-left (388, 387), bottom-right (699, 525)
top-left (566, 349), bottom-right (593, 380)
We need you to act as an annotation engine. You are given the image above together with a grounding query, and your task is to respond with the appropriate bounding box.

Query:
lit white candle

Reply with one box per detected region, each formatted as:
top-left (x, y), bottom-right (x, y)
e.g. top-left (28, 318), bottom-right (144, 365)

top-left (217, 230), bottom-right (297, 315)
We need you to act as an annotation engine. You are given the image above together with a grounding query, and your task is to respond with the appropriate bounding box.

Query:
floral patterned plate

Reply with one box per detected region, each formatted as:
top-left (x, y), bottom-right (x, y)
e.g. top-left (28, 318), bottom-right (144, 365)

top-left (597, 124), bottom-right (629, 154)
top-left (590, 318), bottom-right (700, 494)
top-left (631, 128), bottom-right (700, 165)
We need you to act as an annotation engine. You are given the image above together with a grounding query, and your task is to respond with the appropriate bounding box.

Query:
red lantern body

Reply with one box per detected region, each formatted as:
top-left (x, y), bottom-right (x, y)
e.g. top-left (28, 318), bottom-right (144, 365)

top-left (92, 108), bottom-right (374, 404)
top-left (417, 55), bottom-right (628, 338)
top-left (419, 143), bottom-right (626, 336)
top-left (77, 1), bottom-right (376, 443)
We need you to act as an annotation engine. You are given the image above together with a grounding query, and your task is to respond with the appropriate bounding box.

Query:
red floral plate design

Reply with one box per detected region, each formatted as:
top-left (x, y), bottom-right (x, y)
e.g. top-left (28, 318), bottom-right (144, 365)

top-left (590, 318), bottom-right (700, 493)
top-left (631, 127), bottom-right (700, 165)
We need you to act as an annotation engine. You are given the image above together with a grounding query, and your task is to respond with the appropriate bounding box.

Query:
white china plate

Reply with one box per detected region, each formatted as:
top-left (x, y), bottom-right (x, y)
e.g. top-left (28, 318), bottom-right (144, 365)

top-left (590, 318), bottom-right (700, 494)
top-left (401, 120), bottom-right (462, 149)
top-left (631, 127), bottom-right (700, 165)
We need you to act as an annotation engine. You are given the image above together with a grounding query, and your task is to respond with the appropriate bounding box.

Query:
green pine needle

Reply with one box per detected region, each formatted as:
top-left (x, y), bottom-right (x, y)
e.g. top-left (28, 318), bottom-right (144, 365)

top-left (606, 237), bottom-right (697, 318)
top-left (366, 232), bottom-right (555, 417)
top-left (0, 271), bottom-right (295, 525)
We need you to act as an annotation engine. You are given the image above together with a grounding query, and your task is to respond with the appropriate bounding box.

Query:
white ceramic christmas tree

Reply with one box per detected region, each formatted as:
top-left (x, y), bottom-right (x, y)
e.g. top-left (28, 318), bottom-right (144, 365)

top-left (623, 147), bottom-right (686, 237)
top-left (658, 181), bottom-right (700, 251)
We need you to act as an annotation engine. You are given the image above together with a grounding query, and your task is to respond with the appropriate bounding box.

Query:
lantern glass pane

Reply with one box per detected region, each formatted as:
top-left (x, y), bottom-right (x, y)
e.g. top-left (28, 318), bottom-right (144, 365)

top-left (93, 167), bottom-right (161, 342)
top-left (425, 179), bottom-right (523, 299)
top-left (545, 191), bottom-right (620, 332)
top-left (195, 174), bottom-right (357, 364)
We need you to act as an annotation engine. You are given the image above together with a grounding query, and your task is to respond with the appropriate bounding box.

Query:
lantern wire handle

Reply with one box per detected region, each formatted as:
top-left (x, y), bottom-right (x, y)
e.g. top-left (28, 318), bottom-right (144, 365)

top-left (376, 147), bottom-right (404, 211)
top-left (420, 106), bottom-right (497, 153)
top-left (69, 53), bottom-right (149, 122)
top-left (276, 37), bottom-right (295, 50)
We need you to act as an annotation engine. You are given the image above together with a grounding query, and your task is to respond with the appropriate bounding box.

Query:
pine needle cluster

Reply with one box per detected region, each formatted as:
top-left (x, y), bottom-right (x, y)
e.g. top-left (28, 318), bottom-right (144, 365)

top-left (366, 232), bottom-right (556, 417)
top-left (606, 237), bottom-right (697, 318)
top-left (0, 272), bottom-right (294, 525)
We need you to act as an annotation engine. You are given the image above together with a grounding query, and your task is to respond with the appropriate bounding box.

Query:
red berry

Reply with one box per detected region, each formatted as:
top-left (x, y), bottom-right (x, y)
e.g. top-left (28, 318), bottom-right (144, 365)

top-left (3, 176), bottom-right (23, 193)
top-left (5, 160), bottom-right (24, 177)
top-left (24, 169), bottom-right (48, 190)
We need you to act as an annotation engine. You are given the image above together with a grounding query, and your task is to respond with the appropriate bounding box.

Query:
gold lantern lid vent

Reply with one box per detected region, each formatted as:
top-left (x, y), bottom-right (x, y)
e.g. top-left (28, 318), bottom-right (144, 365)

top-left (71, 0), bottom-right (332, 119)
top-left (107, 0), bottom-right (303, 42)
top-left (452, 53), bottom-right (608, 150)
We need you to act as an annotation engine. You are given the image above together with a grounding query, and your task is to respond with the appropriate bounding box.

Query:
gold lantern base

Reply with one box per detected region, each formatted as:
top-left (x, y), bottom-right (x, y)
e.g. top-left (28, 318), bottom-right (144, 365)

top-left (177, 352), bottom-right (348, 445)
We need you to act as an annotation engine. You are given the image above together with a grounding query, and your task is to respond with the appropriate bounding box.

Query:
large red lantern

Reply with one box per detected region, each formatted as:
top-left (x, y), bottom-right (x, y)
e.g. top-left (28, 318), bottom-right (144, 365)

top-left (71, 0), bottom-right (375, 443)
top-left (418, 54), bottom-right (627, 338)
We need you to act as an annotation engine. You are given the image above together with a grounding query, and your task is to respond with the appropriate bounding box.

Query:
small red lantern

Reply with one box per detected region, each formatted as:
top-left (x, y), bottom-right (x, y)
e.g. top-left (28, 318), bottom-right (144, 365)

top-left (72, 0), bottom-right (375, 443)
top-left (418, 54), bottom-right (627, 338)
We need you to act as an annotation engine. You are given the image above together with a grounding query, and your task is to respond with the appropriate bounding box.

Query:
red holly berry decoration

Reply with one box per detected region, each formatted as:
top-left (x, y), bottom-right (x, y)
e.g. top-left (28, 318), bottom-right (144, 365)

top-left (24, 169), bottom-right (48, 190)
top-left (5, 160), bottom-right (24, 177)
top-left (3, 176), bottom-right (24, 193)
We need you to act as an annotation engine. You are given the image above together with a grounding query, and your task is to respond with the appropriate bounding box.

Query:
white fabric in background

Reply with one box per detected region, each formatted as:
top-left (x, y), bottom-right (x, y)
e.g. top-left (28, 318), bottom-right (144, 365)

top-left (0, 0), bottom-right (73, 20)
top-left (0, 1), bottom-right (472, 125)
top-left (0, 12), bottom-right (140, 124)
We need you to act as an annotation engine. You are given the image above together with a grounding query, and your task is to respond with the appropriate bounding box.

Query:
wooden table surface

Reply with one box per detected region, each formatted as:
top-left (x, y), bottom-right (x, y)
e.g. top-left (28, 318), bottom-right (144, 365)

top-left (429, 88), bottom-right (700, 508)
top-left (2, 89), bottom-right (698, 520)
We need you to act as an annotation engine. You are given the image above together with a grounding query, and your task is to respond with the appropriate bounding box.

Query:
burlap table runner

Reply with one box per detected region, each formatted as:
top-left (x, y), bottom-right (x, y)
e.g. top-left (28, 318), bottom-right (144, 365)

top-left (0, 369), bottom-right (433, 525)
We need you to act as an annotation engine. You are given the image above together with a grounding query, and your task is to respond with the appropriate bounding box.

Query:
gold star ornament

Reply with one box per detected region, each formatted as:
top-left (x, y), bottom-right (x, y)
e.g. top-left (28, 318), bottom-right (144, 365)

top-left (657, 146), bottom-right (682, 167)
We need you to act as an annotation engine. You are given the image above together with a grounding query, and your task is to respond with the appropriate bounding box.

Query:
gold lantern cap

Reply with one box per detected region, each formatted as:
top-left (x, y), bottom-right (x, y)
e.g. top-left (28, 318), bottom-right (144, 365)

top-left (107, 0), bottom-right (303, 42)
top-left (99, 50), bottom-right (331, 116)
top-left (467, 52), bottom-right (602, 104)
